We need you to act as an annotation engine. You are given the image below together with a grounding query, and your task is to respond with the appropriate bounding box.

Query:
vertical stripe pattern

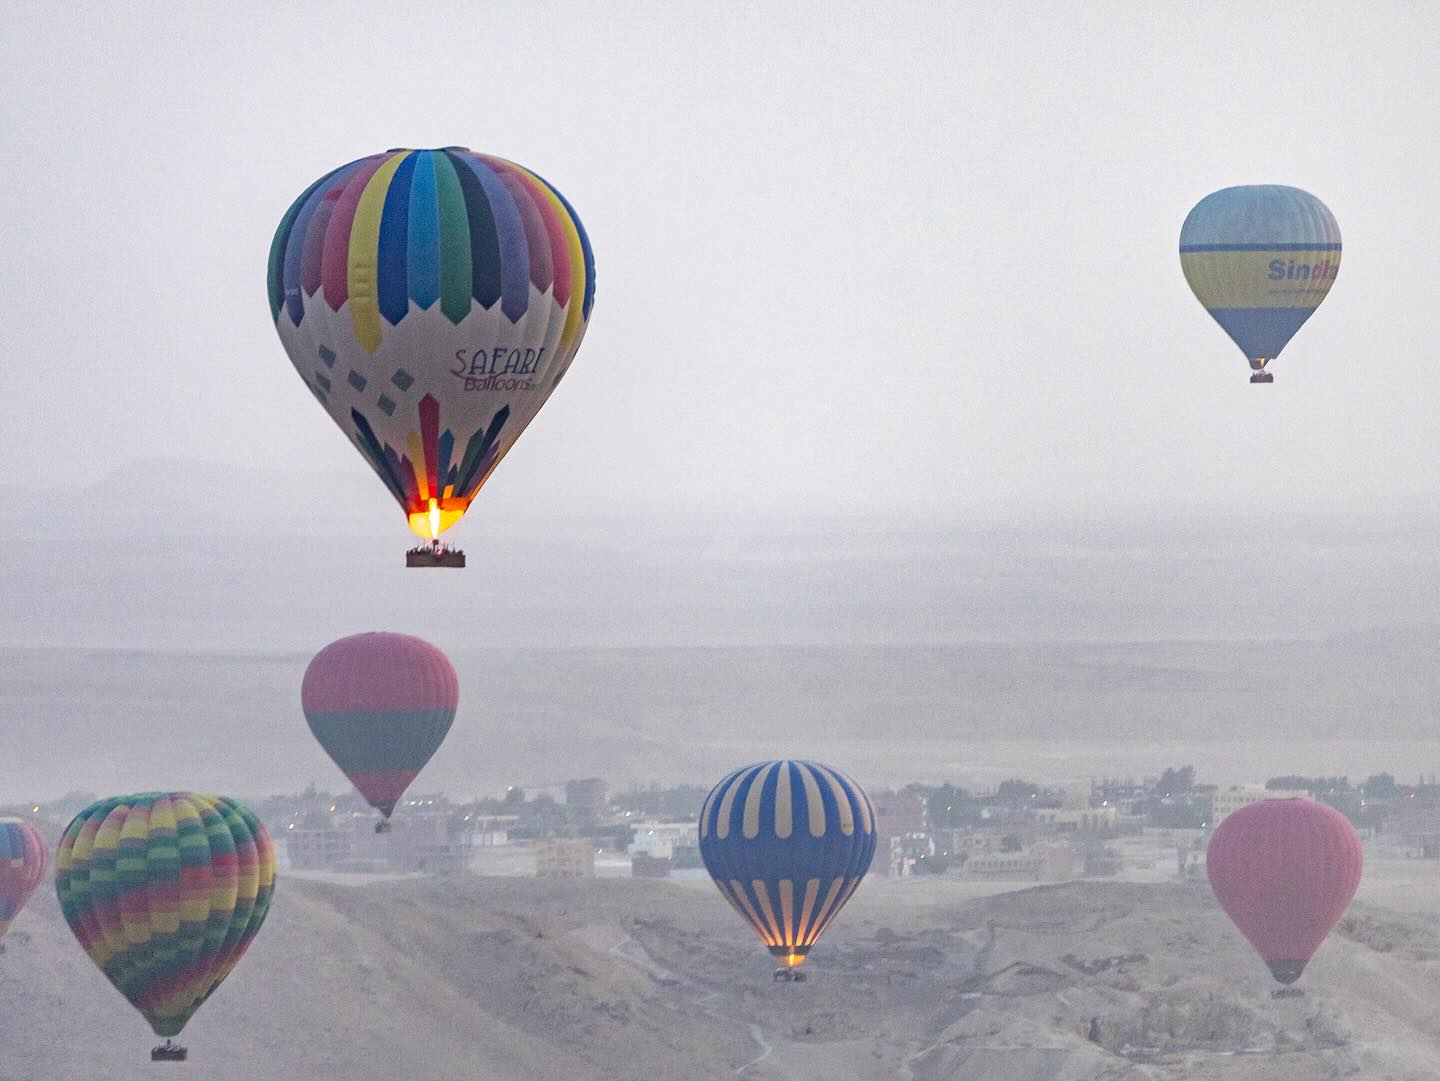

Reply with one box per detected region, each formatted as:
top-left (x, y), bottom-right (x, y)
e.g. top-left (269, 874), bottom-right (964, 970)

top-left (268, 147), bottom-right (595, 538)
top-left (699, 761), bottom-right (876, 963)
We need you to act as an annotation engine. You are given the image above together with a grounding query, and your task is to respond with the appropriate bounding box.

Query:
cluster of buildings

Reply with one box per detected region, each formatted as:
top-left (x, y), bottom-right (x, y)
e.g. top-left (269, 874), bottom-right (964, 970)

top-left (196, 768), bottom-right (1440, 885)
top-left (271, 777), bottom-right (705, 880)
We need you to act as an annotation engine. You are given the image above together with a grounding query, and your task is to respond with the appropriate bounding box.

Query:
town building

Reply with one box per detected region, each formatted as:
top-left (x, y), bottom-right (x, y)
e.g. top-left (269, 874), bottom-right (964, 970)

top-left (629, 820), bottom-right (698, 859)
top-left (631, 853), bottom-right (672, 878)
top-left (536, 839), bottom-right (596, 878)
top-left (963, 844), bottom-right (1072, 882)
top-left (1210, 786), bottom-right (1309, 824)
top-left (566, 778), bottom-right (609, 820)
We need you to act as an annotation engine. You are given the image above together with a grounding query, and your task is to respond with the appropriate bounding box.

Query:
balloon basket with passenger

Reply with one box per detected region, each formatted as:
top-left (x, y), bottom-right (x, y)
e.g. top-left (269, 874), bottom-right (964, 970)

top-left (772, 953), bottom-right (809, 983)
top-left (405, 541), bottom-right (465, 568)
top-left (1248, 358), bottom-right (1274, 384)
top-left (151, 1040), bottom-right (187, 1063)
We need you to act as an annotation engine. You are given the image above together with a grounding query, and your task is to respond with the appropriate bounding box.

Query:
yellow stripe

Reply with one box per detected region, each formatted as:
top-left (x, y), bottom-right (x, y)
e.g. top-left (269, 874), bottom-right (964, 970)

top-left (407, 431), bottom-right (430, 501)
top-left (801, 877), bottom-right (846, 948)
top-left (812, 875), bottom-right (866, 944)
top-left (812, 764), bottom-right (855, 836)
top-left (348, 152), bottom-right (409, 353)
top-left (795, 878), bottom-right (821, 946)
top-left (508, 162), bottom-right (588, 354)
top-left (700, 772), bottom-right (735, 840)
top-left (797, 763), bottom-right (826, 837)
top-left (716, 765), bottom-right (762, 840)
top-left (835, 769), bottom-right (873, 834)
top-left (1180, 249), bottom-right (1339, 310)
top-left (773, 761), bottom-right (793, 838)
top-left (728, 879), bottom-right (777, 946)
top-left (751, 880), bottom-right (784, 944)
top-left (778, 879), bottom-right (795, 946)
top-left (743, 762), bottom-right (778, 839)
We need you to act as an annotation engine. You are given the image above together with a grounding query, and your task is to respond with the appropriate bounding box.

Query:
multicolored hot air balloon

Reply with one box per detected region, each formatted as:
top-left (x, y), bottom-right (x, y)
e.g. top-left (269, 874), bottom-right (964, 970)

top-left (55, 793), bottom-right (275, 1061)
top-left (1180, 185), bottom-right (1340, 383)
top-left (267, 148), bottom-right (595, 562)
top-left (0, 817), bottom-right (46, 942)
top-left (1206, 797), bottom-right (1362, 987)
top-left (699, 760), bottom-right (876, 981)
top-left (302, 632), bottom-right (458, 829)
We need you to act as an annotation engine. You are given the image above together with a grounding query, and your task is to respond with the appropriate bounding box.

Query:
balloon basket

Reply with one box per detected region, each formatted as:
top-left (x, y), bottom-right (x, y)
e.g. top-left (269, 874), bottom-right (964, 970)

top-left (772, 968), bottom-right (807, 983)
top-left (1270, 987), bottom-right (1304, 1000)
top-left (151, 1040), bottom-right (188, 1062)
top-left (1249, 372), bottom-right (1274, 384)
top-left (375, 820), bottom-right (392, 834)
top-left (406, 544), bottom-right (465, 568)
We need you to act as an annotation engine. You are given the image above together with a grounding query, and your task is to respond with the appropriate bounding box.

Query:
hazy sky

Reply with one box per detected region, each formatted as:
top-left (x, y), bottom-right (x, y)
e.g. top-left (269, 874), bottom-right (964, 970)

top-left (3, 3), bottom-right (1439, 521)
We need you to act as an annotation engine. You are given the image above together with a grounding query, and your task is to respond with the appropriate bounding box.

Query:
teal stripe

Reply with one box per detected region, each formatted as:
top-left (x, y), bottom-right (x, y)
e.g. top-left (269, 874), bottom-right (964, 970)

top-left (305, 708), bottom-right (455, 773)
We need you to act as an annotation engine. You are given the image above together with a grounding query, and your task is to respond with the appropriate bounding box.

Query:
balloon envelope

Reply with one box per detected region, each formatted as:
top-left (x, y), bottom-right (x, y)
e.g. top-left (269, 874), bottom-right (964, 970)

top-left (699, 760), bottom-right (876, 968)
top-left (268, 148), bottom-right (595, 539)
top-left (55, 793), bottom-right (276, 1037)
top-left (302, 632), bottom-right (458, 819)
top-left (1179, 185), bottom-right (1340, 369)
top-left (1206, 797), bottom-right (1362, 984)
top-left (0, 817), bottom-right (47, 937)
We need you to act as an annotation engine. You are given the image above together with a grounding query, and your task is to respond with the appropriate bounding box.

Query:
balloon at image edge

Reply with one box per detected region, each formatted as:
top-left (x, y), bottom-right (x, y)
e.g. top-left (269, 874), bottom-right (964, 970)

top-left (301, 632), bottom-right (459, 823)
top-left (1179, 185), bottom-right (1340, 377)
top-left (699, 760), bottom-right (877, 972)
top-left (54, 793), bottom-right (276, 1038)
top-left (267, 147), bottom-right (596, 541)
top-left (1206, 797), bottom-right (1362, 985)
top-left (0, 817), bottom-right (47, 939)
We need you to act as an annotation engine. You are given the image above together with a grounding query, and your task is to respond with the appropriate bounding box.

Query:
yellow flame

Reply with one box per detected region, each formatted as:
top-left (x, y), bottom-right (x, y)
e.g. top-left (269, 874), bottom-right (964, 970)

top-left (785, 953), bottom-right (806, 968)
top-left (406, 498), bottom-right (464, 539)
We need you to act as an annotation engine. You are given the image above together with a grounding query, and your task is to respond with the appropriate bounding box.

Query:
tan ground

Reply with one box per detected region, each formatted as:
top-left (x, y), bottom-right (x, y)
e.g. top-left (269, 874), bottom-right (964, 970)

top-left (2, 870), bottom-right (1439, 1081)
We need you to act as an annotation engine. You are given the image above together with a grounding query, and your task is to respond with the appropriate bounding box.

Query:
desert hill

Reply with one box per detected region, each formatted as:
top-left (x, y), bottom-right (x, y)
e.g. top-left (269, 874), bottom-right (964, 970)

top-left (3, 875), bottom-right (1440, 1080)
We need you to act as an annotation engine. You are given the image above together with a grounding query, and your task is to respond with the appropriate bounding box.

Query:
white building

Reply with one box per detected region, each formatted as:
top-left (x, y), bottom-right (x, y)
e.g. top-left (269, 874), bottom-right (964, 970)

top-left (629, 820), bottom-right (698, 859)
top-left (1210, 786), bottom-right (1309, 824)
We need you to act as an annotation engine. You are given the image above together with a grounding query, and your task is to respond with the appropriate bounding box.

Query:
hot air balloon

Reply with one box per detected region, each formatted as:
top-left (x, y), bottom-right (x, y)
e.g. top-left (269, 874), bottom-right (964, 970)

top-left (699, 760), bottom-right (876, 982)
top-left (267, 148), bottom-right (596, 566)
top-left (1179, 185), bottom-right (1340, 383)
top-left (1206, 797), bottom-right (1361, 991)
top-left (55, 793), bottom-right (276, 1062)
top-left (0, 817), bottom-right (47, 948)
top-left (302, 632), bottom-right (458, 831)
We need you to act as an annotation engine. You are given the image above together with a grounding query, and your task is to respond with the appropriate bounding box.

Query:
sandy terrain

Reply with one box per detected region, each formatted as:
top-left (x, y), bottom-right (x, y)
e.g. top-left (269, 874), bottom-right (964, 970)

top-left (3, 869), bottom-right (1440, 1081)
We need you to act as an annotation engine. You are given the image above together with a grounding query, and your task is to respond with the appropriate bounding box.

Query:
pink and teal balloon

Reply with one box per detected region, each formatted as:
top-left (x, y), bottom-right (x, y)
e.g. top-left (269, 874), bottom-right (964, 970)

top-left (301, 632), bottom-right (459, 820)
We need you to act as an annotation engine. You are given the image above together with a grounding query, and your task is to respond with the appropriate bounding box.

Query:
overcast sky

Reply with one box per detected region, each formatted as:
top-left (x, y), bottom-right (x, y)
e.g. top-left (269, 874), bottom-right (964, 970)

top-left (3, 3), bottom-right (1438, 523)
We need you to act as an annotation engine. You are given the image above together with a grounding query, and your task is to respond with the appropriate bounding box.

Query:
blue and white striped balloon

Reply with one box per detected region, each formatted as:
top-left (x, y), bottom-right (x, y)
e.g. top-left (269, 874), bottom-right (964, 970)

top-left (699, 760), bottom-right (875, 972)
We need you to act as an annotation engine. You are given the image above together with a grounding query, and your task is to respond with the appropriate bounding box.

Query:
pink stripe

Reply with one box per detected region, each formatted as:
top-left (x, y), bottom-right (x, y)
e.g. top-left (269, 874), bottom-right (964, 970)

top-left (484, 158), bottom-right (572, 306)
top-left (320, 156), bottom-right (387, 311)
top-left (421, 394), bottom-right (439, 499)
top-left (302, 632), bottom-right (458, 713)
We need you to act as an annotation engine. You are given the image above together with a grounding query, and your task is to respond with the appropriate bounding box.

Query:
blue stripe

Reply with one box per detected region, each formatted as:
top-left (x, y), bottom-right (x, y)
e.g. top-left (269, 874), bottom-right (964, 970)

top-left (1205, 306), bottom-right (1318, 360)
top-left (1182, 242), bottom-right (1342, 253)
top-left (456, 156), bottom-right (531, 323)
top-left (376, 151), bottom-right (417, 326)
top-left (407, 152), bottom-right (440, 311)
